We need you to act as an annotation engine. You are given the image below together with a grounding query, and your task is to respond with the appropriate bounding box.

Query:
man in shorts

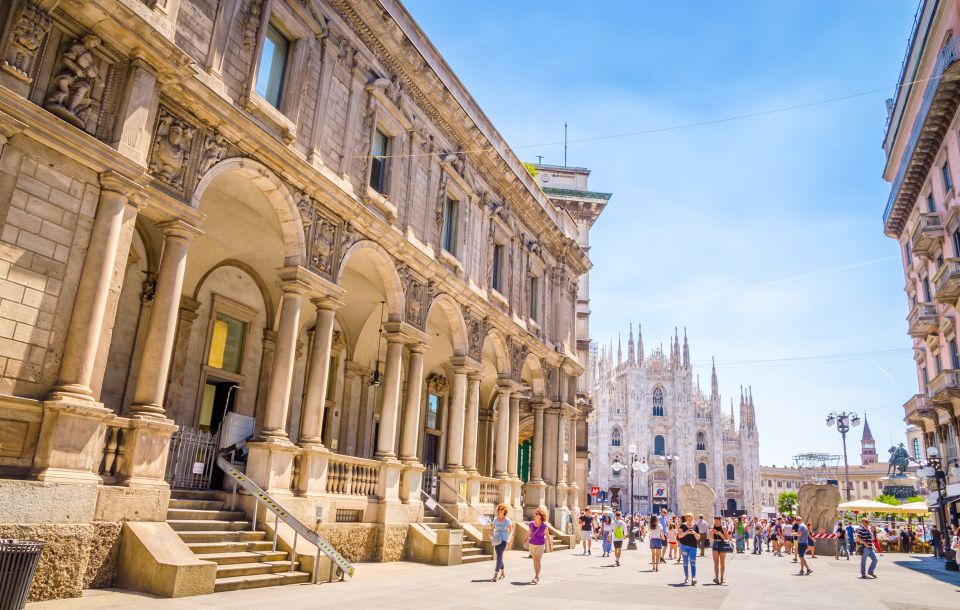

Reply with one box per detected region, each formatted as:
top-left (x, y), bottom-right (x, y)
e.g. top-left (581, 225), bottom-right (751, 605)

top-left (612, 511), bottom-right (627, 566)
top-left (796, 517), bottom-right (812, 575)
top-left (578, 509), bottom-right (594, 555)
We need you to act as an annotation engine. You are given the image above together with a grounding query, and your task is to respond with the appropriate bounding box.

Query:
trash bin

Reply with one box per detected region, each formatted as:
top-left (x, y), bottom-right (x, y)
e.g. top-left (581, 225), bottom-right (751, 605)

top-left (0, 540), bottom-right (45, 610)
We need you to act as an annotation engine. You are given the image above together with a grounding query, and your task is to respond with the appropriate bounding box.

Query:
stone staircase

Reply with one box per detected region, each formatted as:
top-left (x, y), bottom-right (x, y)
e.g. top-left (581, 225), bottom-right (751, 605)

top-left (167, 489), bottom-right (312, 592)
top-left (421, 513), bottom-right (492, 564)
top-left (548, 530), bottom-right (571, 552)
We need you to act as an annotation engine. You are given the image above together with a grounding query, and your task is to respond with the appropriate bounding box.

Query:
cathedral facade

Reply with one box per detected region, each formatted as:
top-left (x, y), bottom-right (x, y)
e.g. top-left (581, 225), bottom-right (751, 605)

top-left (589, 326), bottom-right (761, 516)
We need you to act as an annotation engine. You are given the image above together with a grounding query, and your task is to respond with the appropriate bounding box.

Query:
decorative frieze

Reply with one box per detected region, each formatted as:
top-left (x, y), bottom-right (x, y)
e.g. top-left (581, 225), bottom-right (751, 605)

top-left (395, 261), bottom-right (428, 330)
top-left (462, 306), bottom-right (486, 362)
top-left (508, 337), bottom-right (528, 382)
top-left (426, 373), bottom-right (449, 394)
top-left (1, 0), bottom-right (51, 83)
top-left (241, 0), bottom-right (263, 49)
top-left (148, 106), bottom-right (196, 189)
top-left (294, 191), bottom-right (354, 281)
top-left (43, 35), bottom-right (103, 129)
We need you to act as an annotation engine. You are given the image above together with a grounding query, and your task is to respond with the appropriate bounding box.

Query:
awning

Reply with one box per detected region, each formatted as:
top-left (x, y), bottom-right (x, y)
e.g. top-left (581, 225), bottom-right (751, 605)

top-left (838, 499), bottom-right (898, 512)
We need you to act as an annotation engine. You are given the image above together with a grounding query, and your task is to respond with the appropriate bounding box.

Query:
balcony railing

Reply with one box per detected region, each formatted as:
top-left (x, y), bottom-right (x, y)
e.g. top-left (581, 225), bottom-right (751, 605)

top-left (928, 369), bottom-right (960, 405)
top-left (904, 393), bottom-right (935, 424)
top-left (907, 302), bottom-right (939, 337)
top-left (479, 477), bottom-right (499, 504)
top-left (934, 258), bottom-right (960, 305)
top-left (325, 454), bottom-right (381, 496)
top-left (909, 212), bottom-right (944, 257)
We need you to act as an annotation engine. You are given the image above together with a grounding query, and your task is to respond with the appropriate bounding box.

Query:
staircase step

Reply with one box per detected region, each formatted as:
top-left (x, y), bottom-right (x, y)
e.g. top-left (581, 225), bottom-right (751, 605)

top-left (421, 517), bottom-right (442, 523)
top-left (462, 547), bottom-right (484, 556)
top-left (170, 489), bottom-right (224, 501)
top-left (168, 519), bottom-right (251, 532)
top-left (215, 561), bottom-right (298, 578)
top-left (177, 530), bottom-right (267, 543)
top-left (423, 522), bottom-right (449, 530)
top-left (199, 551), bottom-right (289, 565)
top-left (187, 541), bottom-right (275, 554)
top-left (214, 571), bottom-right (311, 592)
top-left (169, 499), bottom-right (226, 511)
top-left (461, 554), bottom-right (493, 564)
top-left (167, 508), bottom-right (247, 521)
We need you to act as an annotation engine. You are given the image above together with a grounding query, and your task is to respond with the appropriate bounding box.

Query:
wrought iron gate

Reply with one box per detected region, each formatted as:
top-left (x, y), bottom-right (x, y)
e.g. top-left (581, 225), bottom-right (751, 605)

top-left (422, 463), bottom-right (440, 499)
top-left (165, 426), bottom-right (220, 489)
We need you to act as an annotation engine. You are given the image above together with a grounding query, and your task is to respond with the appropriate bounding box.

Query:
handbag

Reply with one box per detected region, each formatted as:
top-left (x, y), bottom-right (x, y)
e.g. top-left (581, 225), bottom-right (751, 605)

top-left (721, 540), bottom-right (734, 553)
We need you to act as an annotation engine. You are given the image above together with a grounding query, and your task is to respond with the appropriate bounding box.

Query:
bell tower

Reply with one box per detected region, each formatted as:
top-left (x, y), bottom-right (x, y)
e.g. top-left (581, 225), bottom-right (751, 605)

top-left (860, 416), bottom-right (878, 466)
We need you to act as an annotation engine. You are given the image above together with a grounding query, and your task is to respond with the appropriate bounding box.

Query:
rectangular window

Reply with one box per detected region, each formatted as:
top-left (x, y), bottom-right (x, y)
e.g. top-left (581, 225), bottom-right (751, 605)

top-left (921, 366), bottom-right (929, 390)
top-left (442, 197), bottom-right (458, 255)
top-left (208, 313), bottom-right (246, 374)
top-left (492, 243), bottom-right (504, 292)
top-left (954, 232), bottom-right (960, 258)
top-left (906, 242), bottom-right (912, 262)
top-left (935, 353), bottom-right (943, 375)
top-left (529, 276), bottom-right (540, 322)
top-left (255, 24), bottom-right (289, 108)
top-left (937, 255), bottom-right (945, 270)
top-left (947, 424), bottom-right (958, 459)
top-left (924, 278), bottom-right (933, 302)
top-left (369, 129), bottom-right (390, 194)
top-left (928, 192), bottom-right (937, 213)
top-left (943, 162), bottom-right (954, 193)
top-left (426, 394), bottom-right (441, 430)
top-left (952, 340), bottom-right (960, 370)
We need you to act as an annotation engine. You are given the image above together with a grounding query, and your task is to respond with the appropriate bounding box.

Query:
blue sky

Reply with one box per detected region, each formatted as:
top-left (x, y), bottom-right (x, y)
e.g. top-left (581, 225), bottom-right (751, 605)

top-left (403, 0), bottom-right (922, 466)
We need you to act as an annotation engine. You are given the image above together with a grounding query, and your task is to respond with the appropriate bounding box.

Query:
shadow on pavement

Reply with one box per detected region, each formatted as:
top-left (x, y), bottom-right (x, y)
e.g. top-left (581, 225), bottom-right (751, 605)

top-left (892, 556), bottom-right (960, 587)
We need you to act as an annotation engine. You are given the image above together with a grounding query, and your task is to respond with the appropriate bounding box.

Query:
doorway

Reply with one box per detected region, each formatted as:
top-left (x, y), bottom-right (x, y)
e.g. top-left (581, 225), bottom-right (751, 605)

top-left (198, 378), bottom-right (240, 435)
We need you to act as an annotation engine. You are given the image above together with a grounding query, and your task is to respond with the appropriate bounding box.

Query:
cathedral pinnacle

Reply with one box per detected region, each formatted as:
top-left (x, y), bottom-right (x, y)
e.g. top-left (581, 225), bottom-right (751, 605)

top-left (628, 323), bottom-right (635, 365)
top-left (682, 327), bottom-right (690, 369)
top-left (710, 357), bottom-right (719, 401)
top-left (617, 334), bottom-right (622, 367)
top-left (637, 324), bottom-right (644, 365)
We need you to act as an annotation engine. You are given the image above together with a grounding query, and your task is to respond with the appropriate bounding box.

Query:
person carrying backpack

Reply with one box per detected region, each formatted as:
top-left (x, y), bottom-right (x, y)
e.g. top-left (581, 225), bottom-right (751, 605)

top-left (612, 511), bottom-right (627, 566)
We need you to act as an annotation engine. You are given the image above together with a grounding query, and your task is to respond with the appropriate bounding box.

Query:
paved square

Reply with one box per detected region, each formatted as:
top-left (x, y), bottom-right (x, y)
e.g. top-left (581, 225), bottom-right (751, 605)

top-left (28, 545), bottom-right (960, 609)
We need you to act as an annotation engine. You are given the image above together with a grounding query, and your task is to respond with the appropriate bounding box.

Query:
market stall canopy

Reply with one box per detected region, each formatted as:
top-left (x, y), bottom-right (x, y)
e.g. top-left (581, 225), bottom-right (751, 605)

top-left (838, 499), bottom-right (900, 512)
top-left (895, 501), bottom-right (931, 515)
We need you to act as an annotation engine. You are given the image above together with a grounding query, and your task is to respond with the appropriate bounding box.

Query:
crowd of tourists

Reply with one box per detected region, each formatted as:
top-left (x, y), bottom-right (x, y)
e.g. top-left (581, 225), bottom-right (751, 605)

top-left (484, 503), bottom-right (960, 585)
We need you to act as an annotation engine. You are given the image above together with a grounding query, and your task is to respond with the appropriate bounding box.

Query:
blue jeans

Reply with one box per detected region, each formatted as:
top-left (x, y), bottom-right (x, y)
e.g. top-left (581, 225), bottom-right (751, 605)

top-left (494, 541), bottom-right (506, 571)
top-left (753, 534), bottom-right (763, 553)
top-left (681, 544), bottom-right (697, 579)
top-left (860, 546), bottom-right (878, 576)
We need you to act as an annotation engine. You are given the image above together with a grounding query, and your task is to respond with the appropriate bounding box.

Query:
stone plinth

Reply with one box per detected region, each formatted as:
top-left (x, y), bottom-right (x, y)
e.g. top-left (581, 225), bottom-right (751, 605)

top-left (33, 400), bottom-right (114, 484)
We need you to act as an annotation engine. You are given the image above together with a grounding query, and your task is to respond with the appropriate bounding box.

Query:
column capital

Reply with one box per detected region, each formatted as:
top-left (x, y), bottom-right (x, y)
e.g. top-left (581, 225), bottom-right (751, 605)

top-left (529, 397), bottom-right (550, 411)
top-left (311, 296), bottom-right (344, 311)
top-left (277, 265), bottom-right (345, 300)
top-left (382, 320), bottom-right (429, 344)
top-left (408, 341), bottom-right (429, 355)
top-left (98, 171), bottom-right (141, 197)
top-left (450, 355), bottom-right (481, 375)
top-left (157, 218), bottom-right (203, 240)
top-left (496, 377), bottom-right (524, 394)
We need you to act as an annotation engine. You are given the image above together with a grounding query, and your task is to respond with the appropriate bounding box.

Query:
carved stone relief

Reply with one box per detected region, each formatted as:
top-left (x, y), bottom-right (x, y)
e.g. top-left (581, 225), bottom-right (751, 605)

top-left (295, 190), bottom-right (351, 281)
top-left (395, 261), bottom-right (428, 330)
top-left (426, 373), bottom-right (449, 394)
top-left (148, 106), bottom-right (196, 189)
top-left (198, 132), bottom-right (228, 178)
top-left (462, 306), bottom-right (485, 362)
top-left (241, 0), bottom-right (263, 49)
top-left (43, 35), bottom-right (102, 128)
top-left (1, 0), bottom-right (51, 83)
top-left (508, 337), bottom-right (528, 382)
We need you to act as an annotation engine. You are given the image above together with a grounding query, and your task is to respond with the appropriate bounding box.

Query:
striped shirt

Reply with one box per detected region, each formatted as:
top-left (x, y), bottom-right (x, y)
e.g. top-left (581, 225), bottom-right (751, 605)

top-left (856, 526), bottom-right (873, 545)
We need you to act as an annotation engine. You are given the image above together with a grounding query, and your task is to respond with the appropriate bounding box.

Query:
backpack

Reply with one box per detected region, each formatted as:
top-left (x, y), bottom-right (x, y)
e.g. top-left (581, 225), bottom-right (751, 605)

top-left (614, 522), bottom-right (624, 539)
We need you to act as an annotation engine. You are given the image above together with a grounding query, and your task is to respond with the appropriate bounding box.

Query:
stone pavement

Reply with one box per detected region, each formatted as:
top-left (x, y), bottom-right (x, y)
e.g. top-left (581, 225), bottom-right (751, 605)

top-left (29, 545), bottom-right (960, 610)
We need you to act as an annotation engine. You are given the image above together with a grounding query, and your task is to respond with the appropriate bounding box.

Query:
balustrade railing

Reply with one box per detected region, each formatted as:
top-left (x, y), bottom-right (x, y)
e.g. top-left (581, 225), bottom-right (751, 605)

top-left (325, 454), bottom-right (380, 496)
top-left (479, 477), bottom-right (499, 504)
top-left (98, 418), bottom-right (129, 483)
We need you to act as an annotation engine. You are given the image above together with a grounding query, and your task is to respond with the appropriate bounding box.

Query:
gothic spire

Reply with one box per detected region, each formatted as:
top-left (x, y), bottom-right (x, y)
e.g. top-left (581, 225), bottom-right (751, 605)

top-left (627, 323), bottom-right (635, 365)
top-left (682, 327), bottom-right (690, 369)
top-left (861, 414), bottom-right (874, 442)
top-left (710, 357), bottom-right (719, 401)
top-left (637, 324), bottom-right (644, 365)
top-left (617, 333), bottom-right (622, 367)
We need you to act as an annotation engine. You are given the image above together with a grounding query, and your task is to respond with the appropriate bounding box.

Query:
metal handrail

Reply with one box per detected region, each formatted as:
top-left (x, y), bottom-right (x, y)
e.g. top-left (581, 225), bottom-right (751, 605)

top-left (436, 476), bottom-right (496, 527)
top-left (217, 442), bottom-right (354, 582)
top-left (420, 488), bottom-right (465, 530)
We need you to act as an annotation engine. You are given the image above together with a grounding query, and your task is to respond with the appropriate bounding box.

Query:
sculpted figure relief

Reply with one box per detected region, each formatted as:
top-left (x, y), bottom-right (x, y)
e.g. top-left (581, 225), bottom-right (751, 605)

top-left (44, 35), bottom-right (102, 128)
top-left (798, 483), bottom-right (840, 532)
top-left (148, 109), bottom-right (195, 188)
top-left (678, 482), bottom-right (717, 518)
top-left (2, 1), bottom-right (51, 81)
top-left (198, 133), bottom-right (228, 177)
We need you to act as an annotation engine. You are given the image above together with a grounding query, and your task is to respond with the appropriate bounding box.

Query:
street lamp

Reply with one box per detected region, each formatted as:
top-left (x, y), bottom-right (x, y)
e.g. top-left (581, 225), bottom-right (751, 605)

top-left (610, 457), bottom-right (623, 512)
top-left (659, 452), bottom-right (680, 513)
top-left (825, 411), bottom-right (860, 501)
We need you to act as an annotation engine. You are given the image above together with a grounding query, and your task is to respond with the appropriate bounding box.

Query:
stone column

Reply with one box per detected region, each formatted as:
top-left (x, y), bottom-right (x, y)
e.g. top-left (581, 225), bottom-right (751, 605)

top-left (567, 413), bottom-right (580, 511)
top-left (297, 297), bottom-right (341, 447)
top-left (51, 173), bottom-right (138, 402)
top-left (162, 296), bottom-right (201, 422)
top-left (260, 283), bottom-right (305, 440)
top-left (494, 390), bottom-right (510, 477)
top-left (523, 400), bottom-right (548, 510)
top-left (374, 334), bottom-right (406, 459)
top-left (399, 343), bottom-right (427, 462)
top-left (507, 394), bottom-right (520, 478)
top-left (36, 173), bottom-right (141, 484)
top-left (462, 372), bottom-right (481, 472)
top-left (541, 406), bottom-right (559, 508)
top-left (443, 367), bottom-right (468, 471)
top-left (129, 220), bottom-right (199, 417)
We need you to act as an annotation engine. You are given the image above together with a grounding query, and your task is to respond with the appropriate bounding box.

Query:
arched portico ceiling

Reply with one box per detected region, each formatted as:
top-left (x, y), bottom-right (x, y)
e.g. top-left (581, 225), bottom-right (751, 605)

top-left (183, 158), bottom-right (305, 305)
top-left (520, 353), bottom-right (545, 398)
top-left (481, 329), bottom-right (509, 377)
top-left (191, 259), bottom-right (276, 323)
top-left (337, 240), bottom-right (405, 367)
top-left (192, 157), bottom-right (305, 265)
top-left (424, 293), bottom-right (468, 357)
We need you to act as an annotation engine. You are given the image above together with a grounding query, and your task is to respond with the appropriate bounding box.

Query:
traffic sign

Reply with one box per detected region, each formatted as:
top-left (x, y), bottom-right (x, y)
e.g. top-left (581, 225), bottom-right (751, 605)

top-left (590, 486), bottom-right (600, 496)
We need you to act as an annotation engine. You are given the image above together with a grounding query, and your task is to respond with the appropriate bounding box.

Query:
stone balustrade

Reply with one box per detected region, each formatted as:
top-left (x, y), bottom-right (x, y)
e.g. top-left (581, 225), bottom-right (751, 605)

top-left (479, 476), bottom-right (499, 505)
top-left (98, 417), bottom-right (128, 485)
top-left (326, 454), bottom-right (381, 496)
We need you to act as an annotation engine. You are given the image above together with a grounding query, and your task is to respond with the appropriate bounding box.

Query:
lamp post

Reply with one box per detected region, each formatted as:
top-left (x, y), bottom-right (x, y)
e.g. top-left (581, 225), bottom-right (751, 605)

top-left (610, 457), bottom-right (623, 512)
top-left (659, 452), bottom-right (680, 514)
top-left (625, 444), bottom-right (648, 550)
top-left (825, 411), bottom-right (860, 502)
top-left (916, 446), bottom-right (960, 570)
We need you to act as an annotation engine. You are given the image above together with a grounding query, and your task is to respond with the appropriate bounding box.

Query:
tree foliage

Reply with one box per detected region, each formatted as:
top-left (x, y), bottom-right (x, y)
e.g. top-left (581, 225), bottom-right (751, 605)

top-left (778, 491), bottom-right (798, 516)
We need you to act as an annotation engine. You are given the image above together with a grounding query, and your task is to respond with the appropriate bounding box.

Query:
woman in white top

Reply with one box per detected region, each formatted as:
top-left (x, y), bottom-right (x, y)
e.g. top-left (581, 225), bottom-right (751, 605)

top-left (648, 514), bottom-right (664, 571)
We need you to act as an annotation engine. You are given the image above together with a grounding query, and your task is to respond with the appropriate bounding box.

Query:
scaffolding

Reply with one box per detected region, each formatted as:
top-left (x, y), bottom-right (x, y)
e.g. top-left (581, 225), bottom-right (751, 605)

top-left (792, 452), bottom-right (843, 485)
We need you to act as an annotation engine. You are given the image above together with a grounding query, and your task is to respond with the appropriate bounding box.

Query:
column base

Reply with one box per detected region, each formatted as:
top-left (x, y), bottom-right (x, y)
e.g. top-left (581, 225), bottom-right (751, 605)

top-left (399, 460), bottom-right (426, 504)
top-left (511, 478), bottom-right (523, 509)
top-left (246, 438), bottom-right (299, 495)
top-left (295, 444), bottom-right (330, 496)
top-left (119, 416), bottom-right (178, 489)
top-left (523, 480), bottom-right (547, 510)
top-left (566, 483), bottom-right (580, 513)
top-left (33, 398), bottom-right (115, 484)
top-left (375, 458), bottom-right (404, 523)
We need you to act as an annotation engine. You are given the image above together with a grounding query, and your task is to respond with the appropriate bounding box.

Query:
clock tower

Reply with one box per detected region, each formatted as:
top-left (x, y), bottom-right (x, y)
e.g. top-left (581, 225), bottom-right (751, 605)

top-left (860, 416), bottom-right (878, 466)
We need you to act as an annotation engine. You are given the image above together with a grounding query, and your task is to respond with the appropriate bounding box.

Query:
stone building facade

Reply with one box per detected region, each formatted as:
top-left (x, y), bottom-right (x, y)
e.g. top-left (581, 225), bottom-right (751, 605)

top-left (0, 0), bottom-right (602, 599)
top-left (588, 327), bottom-right (761, 516)
top-left (881, 0), bottom-right (960, 530)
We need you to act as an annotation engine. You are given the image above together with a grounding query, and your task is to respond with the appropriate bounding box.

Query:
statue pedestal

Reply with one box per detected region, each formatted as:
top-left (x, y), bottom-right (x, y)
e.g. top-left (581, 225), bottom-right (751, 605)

top-left (880, 475), bottom-right (919, 500)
